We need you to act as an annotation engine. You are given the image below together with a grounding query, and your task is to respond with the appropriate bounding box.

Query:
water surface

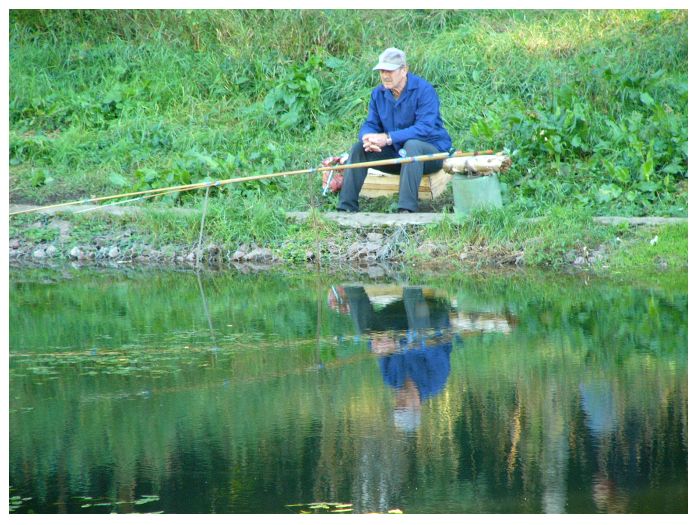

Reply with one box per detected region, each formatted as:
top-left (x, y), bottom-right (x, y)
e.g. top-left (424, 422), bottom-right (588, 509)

top-left (9, 268), bottom-right (688, 513)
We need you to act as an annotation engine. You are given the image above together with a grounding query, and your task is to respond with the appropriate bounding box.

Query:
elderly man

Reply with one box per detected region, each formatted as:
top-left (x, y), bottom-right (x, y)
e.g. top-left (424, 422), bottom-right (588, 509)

top-left (337, 47), bottom-right (452, 213)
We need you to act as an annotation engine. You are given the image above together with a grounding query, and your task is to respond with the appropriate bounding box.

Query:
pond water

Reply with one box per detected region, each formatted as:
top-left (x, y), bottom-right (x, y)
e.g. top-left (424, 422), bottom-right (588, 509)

top-left (9, 267), bottom-right (687, 514)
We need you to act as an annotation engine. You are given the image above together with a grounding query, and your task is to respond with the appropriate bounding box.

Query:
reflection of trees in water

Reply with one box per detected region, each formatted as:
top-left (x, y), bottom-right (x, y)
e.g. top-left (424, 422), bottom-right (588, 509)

top-left (354, 433), bottom-right (411, 513)
top-left (541, 381), bottom-right (569, 514)
top-left (10, 350), bottom-right (686, 513)
top-left (9, 273), bottom-right (687, 513)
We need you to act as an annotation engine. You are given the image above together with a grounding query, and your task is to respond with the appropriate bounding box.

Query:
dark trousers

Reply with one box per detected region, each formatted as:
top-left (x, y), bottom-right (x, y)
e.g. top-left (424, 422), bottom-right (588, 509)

top-left (337, 139), bottom-right (443, 212)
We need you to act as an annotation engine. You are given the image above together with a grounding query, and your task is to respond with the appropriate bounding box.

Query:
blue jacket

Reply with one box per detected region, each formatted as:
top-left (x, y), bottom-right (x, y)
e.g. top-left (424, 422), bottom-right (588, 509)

top-left (358, 73), bottom-right (452, 153)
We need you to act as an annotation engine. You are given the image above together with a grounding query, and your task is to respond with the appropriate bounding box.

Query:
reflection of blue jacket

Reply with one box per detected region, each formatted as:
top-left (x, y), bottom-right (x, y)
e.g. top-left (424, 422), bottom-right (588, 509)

top-left (380, 341), bottom-right (452, 402)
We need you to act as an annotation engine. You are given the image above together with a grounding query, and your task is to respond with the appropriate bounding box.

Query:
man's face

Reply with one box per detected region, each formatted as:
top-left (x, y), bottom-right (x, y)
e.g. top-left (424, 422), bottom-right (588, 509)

top-left (379, 66), bottom-right (407, 91)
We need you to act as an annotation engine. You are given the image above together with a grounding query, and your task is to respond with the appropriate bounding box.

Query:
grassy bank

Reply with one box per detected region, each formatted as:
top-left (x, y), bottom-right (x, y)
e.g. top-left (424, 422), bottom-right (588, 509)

top-left (9, 10), bottom-right (687, 273)
top-left (10, 10), bottom-right (687, 215)
top-left (9, 203), bottom-right (688, 274)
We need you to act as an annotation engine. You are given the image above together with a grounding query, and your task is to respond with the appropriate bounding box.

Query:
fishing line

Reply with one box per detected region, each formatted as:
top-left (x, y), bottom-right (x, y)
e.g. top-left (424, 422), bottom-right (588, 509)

top-left (72, 190), bottom-right (176, 214)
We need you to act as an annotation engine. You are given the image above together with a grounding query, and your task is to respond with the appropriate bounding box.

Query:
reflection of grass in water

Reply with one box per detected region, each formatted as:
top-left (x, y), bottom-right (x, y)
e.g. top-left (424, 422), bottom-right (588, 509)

top-left (9, 332), bottom-right (376, 393)
top-left (10, 327), bottom-right (457, 390)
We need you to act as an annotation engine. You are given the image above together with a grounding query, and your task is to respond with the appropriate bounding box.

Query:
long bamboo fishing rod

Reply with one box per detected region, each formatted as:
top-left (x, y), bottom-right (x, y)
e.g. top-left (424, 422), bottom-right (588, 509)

top-left (9, 148), bottom-right (494, 216)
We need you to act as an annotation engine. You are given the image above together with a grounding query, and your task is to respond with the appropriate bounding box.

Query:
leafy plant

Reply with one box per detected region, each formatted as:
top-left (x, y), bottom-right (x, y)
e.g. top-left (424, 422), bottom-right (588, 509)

top-left (263, 52), bottom-right (332, 131)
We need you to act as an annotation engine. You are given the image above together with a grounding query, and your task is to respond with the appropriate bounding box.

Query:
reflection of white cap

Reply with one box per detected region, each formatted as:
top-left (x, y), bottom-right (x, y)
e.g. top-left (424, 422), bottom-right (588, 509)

top-left (393, 407), bottom-right (421, 432)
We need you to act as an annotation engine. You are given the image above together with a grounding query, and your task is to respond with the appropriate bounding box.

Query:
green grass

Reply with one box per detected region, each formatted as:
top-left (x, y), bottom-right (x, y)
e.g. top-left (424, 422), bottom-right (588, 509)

top-left (418, 206), bottom-right (610, 268)
top-left (9, 203), bottom-right (687, 273)
top-left (8, 10), bottom-right (688, 272)
top-left (9, 9), bottom-right (687, 218)
top-left (603, 222), bottom-right (688, 273)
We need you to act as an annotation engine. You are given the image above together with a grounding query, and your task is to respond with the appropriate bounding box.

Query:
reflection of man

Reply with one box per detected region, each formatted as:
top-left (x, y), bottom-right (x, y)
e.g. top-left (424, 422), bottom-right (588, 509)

top-left (342, 285), bottom-right (453, 432)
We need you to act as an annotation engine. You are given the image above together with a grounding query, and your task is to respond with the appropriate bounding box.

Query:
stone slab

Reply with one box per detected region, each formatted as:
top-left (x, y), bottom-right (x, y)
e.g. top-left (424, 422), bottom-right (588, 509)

top-left (288, 212), bottom-right (688, 228)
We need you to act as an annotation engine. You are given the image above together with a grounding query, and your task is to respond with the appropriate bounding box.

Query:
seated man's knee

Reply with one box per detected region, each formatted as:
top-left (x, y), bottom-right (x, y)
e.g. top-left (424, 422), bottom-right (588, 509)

top-left (403, 139), bottom-right (420, 153)
top-left (349, 141), bottom-right (366, 159)
top-left (403, 139), bottom-right (431, 155)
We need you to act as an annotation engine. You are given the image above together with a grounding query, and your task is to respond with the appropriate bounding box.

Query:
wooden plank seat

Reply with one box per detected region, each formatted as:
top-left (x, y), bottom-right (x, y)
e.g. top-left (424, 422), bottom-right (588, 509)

top-left (359, 168), bottom-right (452, 200)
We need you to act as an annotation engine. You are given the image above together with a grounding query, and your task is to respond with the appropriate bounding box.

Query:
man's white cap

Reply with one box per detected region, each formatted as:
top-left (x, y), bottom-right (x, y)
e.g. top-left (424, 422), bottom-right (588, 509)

top-left (393, 407), bottom-right (421, 432)
top-left (373, 48), bottom-right (406, 71)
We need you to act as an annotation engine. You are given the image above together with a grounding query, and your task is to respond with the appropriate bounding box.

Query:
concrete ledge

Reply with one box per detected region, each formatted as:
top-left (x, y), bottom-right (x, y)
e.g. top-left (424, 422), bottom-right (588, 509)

top-left (10, 204), bottom-right (687, 228)
top-left (288, 211), bottom-right (688, 228)
top-left (287, 211), bottom-right (446, 227)
top-left (591, 216), bottom-right (688, 226)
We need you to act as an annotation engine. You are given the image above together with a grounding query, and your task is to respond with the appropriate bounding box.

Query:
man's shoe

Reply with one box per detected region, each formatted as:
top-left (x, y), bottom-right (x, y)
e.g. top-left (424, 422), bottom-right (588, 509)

top-left (398, 208), bottom-right (414, 214)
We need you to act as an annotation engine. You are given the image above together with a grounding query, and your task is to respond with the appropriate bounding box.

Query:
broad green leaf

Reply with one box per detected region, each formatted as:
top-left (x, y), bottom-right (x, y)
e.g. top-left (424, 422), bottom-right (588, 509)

top-left (625, 190), bottom-right (640, 202)
top-left (193, 152), bottom-right (219, 169)
top-left (613, 166), bottom-right (630, 184)
top-left (637, 181), bottom-right (659, 193)
top-left (263, 89), bottom-right (279, 111)
top-left (661, 163), bottom-right (683, 175)
top-left (639, 92), bottom-right (654, 106)
top-left (651, 68), bottom-right (666, 80)
top-left (640, 146), bottom-right (655, 178)
top-left (596, 183), bottom-right (622, 203)
top-left (305, 75), bottom-right (320, 93)
top-left (109, 173), bottom-right (129, 188)
top-left (640, 158), bottom-right (654, 181)
top-left (30, 170), bottom-right (48, 187)
top-left (280, 108), bottom-right (300, 128)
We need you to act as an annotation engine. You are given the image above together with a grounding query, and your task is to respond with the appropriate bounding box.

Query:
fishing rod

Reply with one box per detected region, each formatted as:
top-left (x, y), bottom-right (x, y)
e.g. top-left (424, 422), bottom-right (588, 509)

top-left (9, 148), bottom-right (494, 217)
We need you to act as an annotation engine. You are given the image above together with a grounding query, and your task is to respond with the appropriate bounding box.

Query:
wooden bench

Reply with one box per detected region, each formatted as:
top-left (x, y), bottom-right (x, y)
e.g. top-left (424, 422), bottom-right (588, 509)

top-left (356, 153), bottom-right (511, 200)
top-left (359, 168), bottom-right (452, 200)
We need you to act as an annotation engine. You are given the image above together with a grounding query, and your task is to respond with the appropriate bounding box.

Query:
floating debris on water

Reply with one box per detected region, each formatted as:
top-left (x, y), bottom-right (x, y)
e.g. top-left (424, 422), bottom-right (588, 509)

top-left (286, 501), bottom-right (354, 514)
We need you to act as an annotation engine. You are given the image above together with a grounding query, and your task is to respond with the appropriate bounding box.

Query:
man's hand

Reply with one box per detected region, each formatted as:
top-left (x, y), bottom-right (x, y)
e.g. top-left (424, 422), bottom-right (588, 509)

top-left (363, 141), bottom-right (382, 153)
top-left (362, 133), bottom-right (390, 152)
